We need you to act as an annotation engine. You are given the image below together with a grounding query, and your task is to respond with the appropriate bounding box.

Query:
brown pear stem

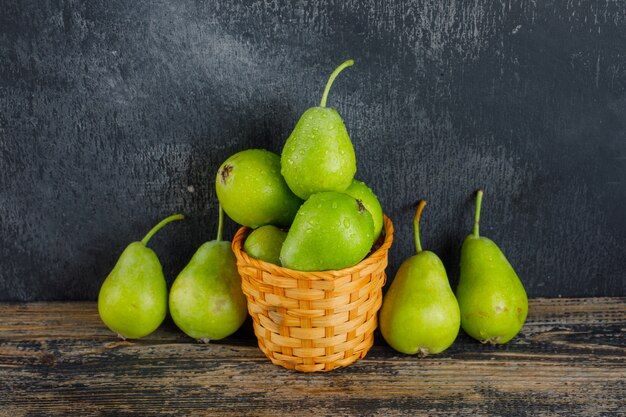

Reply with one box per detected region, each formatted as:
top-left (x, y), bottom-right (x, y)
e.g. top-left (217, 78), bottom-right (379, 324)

top-left (414, 200), bottom-right (427, 253)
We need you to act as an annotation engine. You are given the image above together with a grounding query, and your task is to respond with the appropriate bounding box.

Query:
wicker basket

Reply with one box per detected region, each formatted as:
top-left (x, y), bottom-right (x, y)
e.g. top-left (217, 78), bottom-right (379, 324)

top-left (231, 215), bottom-right (394, 372)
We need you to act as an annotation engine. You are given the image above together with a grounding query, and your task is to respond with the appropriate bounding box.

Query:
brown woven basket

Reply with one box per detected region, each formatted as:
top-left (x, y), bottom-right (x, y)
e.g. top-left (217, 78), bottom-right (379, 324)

top-left (231, 215), bottom-right (394, 372)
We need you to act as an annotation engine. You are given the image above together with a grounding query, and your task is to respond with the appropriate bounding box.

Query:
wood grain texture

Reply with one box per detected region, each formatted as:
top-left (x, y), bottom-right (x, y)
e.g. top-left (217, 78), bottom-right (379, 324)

top-left (0, 298), bottom-right (624, 416)
top-left (0, 0), bottom-right (625, 301)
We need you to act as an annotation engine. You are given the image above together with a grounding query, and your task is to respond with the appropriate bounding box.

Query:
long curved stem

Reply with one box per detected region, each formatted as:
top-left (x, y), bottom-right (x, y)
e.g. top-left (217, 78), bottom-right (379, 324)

top-left (216, 204), bottom-right (224, 242)
top-left (141, 213), bottom-right (184, 246)
top-left (320, 59), bottom-right (354, 108)
top-left (414, 200), bottom-right (427, 253)
top-left (472, 189), bottom-right (484, 238)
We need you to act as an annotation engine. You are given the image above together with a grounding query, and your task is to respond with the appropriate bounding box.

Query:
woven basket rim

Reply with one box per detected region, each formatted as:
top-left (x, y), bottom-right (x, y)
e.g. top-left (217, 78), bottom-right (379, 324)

top-left (232, 215), bottom-right (394, 281)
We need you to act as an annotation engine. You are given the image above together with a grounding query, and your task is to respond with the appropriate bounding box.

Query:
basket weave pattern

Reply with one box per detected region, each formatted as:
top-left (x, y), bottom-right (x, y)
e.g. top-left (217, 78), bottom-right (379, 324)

top-left (232, 216), bottom-right (394, 372)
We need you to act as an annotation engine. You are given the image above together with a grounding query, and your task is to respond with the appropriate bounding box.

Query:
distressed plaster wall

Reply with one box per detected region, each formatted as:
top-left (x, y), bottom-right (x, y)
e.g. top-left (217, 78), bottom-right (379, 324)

top-left (0, 0), bottom-right (624, 300)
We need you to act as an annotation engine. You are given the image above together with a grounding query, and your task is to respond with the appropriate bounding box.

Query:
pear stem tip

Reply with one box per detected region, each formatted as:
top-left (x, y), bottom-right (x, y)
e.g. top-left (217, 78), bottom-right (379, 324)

top-left (320, 59), bottom-right (354, 108)
top-left (141, 213), bottom-right (184, 246)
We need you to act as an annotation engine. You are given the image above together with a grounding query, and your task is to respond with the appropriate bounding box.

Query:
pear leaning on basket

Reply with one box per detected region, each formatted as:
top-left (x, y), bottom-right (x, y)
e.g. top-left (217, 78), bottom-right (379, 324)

top-left (169, 205), bottom-right (247, 342)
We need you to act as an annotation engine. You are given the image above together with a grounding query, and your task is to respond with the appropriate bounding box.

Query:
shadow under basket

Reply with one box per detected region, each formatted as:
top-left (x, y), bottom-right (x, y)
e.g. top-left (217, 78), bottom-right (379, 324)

top-left (231, 216), bottom-right (394, 372)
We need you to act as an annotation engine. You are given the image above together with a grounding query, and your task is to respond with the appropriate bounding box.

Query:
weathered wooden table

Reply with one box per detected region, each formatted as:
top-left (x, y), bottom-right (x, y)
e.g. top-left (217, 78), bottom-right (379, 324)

top-left (1, 298), bottom-right (624, 416)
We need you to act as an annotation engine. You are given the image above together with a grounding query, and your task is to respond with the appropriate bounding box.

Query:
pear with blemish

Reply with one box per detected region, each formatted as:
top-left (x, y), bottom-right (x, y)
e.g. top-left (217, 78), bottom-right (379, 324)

top-left (456, 190), bottom-right (528, 344)
top-left (379, 201), bottom-right (460, 355)
top-left (216, 149), bottom-right (302, 228)
top-left (169, 206), bottom-right (247, 342)
top-left (343, 179), bottom-right (383, 240)
top-left (280, 191), bottom-right (374, 271)
top-left (98, 214), bottom-right (184, 339)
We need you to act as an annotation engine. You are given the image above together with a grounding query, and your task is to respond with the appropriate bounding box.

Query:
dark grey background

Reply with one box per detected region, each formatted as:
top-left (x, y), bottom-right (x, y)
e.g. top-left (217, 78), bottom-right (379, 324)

top-left (1, 0), bottom-right (624, 301)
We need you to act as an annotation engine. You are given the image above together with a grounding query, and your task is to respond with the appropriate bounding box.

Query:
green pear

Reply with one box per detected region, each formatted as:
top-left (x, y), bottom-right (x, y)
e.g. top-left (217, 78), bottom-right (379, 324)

top-left (457, 190), bottom-right (528, 344)
top-left (244, 225), bottom-right (287, 265)
top-left (281, 60), bottom-right (357, 199)
top-left (216, 149), bottom-right (302, 228)
top-left (379, 201), bottom-right (460, 355)
top-left (169, 206), bottom-right (248, 342)
top-left (280, 191), bottom-right (374, 271)
top-left (343, 179), bottom-right (383, 239)
top-left (98, 214), bottom-right (184, 339)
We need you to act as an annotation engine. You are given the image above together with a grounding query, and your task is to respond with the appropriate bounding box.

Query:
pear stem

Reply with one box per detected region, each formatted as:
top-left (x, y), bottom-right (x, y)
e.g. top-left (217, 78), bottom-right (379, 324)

top-left (414, 200), bottom-right (427, 253)
top-left (141, 213), bottom-right (184, 246)
top-left (319, 59), bottom-right (354, 108)
top-left (216, 204), bottom-right (224, 242)
top-left (472, 189), bottom-right (484, 238)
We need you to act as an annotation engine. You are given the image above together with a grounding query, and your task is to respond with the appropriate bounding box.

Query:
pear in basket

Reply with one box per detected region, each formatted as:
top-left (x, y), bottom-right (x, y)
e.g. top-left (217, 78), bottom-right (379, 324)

top-left (280, 191), bottom-right (375, 271)
top-left (343, 179), bottom-right (383, 240)
top-left (244, 225), bottom-right (287, 265)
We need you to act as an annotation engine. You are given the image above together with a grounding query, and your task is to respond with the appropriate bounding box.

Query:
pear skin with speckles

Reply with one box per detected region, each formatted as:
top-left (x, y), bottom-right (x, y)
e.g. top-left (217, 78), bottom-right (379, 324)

top-left (244, 225), bottom-right (287, 265)
top-left (216, 149), bottom-right (302, 228)
top-left (379, 201), bottom-right (460, 355)
top-left (281, 107), bottom-right (356, 199)
top-left (280, 191), bottom-right (374, 271)
top-left (98, 214), bottom-right (184, 340)
top-left (343, 179), bottom-right (383, 240)
top-left (456, 190), bottom-right (528, 344)
top-left (169, 241), bottom-right (247, 341)
top-left (98, 242), bottom-right (168, 339)
top-left (281, 60), bottom-right (357, 199)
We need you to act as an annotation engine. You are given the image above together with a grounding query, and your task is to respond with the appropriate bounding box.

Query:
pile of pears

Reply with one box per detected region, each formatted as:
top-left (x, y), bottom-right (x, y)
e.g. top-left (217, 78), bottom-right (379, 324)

top-left (97, 59), bottom-right (528, 354)
top-left (215, 59), bottom-right (384, 271)
top-left (380, 190), bottom-right (528, 355)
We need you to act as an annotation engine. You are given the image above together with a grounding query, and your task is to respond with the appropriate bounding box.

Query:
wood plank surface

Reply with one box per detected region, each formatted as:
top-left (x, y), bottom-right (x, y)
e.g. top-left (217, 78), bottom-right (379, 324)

top-left (0, 298), bottom-right (624, 416)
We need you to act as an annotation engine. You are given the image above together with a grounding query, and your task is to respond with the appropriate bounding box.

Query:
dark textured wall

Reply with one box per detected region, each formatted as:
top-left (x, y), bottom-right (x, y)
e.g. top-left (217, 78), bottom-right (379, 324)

top-left (1, 0), bottom-right (624, 301)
